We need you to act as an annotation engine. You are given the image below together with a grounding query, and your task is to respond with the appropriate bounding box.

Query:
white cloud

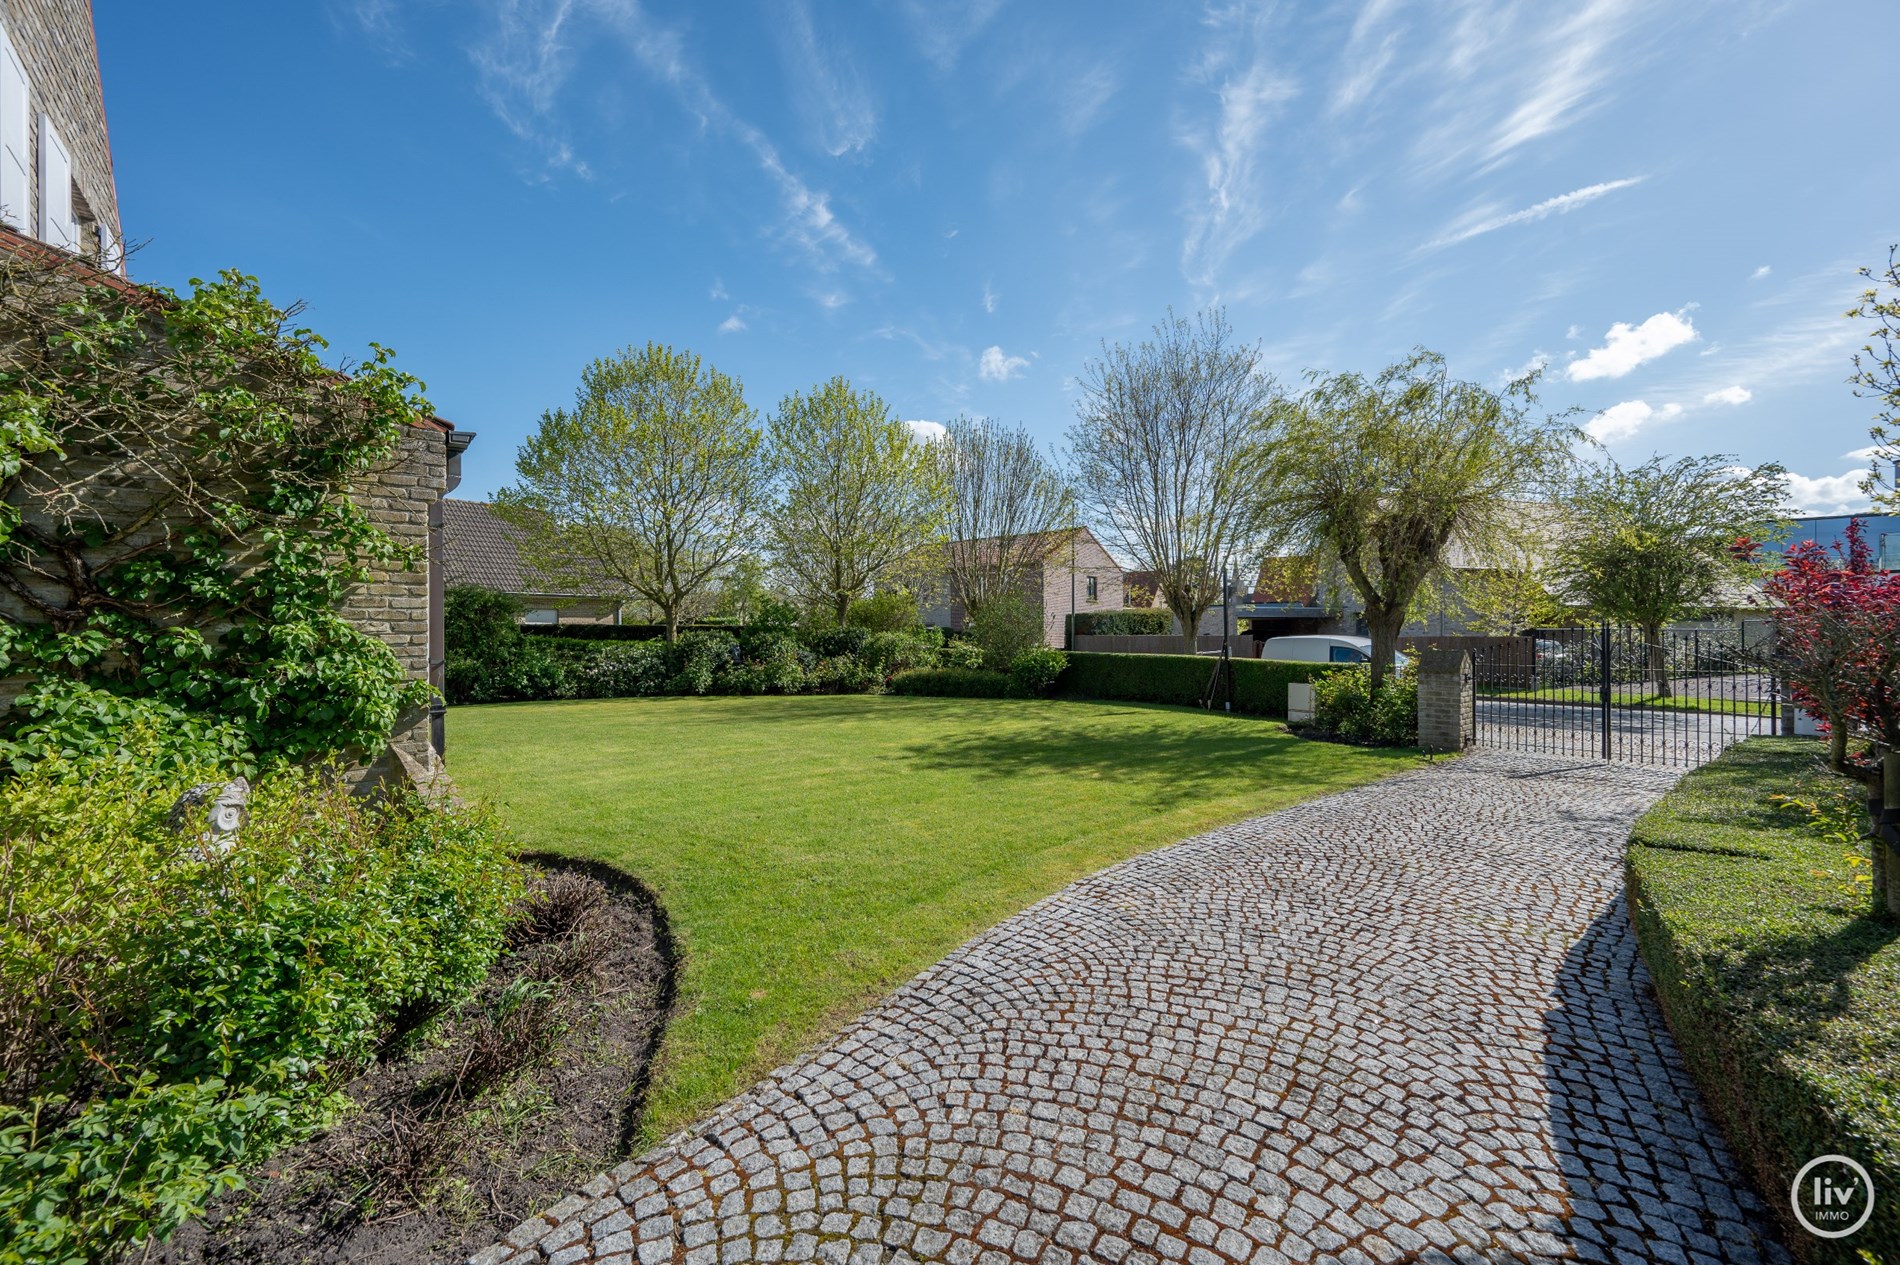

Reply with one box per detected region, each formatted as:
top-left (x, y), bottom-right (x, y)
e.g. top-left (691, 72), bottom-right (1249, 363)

top-left (709, 278), bottom-right (728, 300)
top-left (777, 0), bottom-right (877, 156)
top-left (1500, 352), bottom-right (1549, 385)
top-left (1178, 8), bottom-right (1298, 289)
top-left (1330, 0), bottom-right (1403, 116)
top-left (902, 419), bottom-right (947, 443)
top-left (1783, 471), bottom-right (1873, 515)
top-left (1585, 399), bottom-right (1681, 443)
top-left (978, 345), bottom-right (1029, 382)
top-left (1425, 177), bottom-right (1643, 249)
top-left (813, 290), bottom-right (849, 310)
top-left (1059, 61), bottom-right (1120, 137)
top-left (1703, 385), bottom-right (1750, 405)
top-left (1565, 324), bottom-right (1583, 341)
top-left (470, 0), bottom-right (877, 272)
top-left (982, 280), bottom-right (997, 314)
top-left (1566, 308), bottom-right (1697, 381)
top-left (1750, 265), bottom-right (1771, 281)
top-left (898, 0), bottom-right (1002, 70)
top-left (1483, 0), bottom-right (1636, 163)
top-left (1845, 445), bottom-right (1885, 462)
top-left (718, 312), bottom-right (747, 334)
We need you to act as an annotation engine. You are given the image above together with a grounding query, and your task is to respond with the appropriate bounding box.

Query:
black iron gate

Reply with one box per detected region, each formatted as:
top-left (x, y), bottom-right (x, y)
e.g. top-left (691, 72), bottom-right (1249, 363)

top-left (1469, 622), bottom-right (1780, 767)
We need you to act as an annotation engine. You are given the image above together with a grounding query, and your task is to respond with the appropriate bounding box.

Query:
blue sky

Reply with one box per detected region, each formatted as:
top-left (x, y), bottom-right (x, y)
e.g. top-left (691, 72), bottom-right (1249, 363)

top-left (100, 1), bottom-right (1893, 512)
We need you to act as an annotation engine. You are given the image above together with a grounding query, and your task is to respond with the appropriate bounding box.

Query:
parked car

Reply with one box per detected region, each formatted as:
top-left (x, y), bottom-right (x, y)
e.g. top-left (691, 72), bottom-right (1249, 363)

top-left (1261, 635), bottom-right (1409, 670)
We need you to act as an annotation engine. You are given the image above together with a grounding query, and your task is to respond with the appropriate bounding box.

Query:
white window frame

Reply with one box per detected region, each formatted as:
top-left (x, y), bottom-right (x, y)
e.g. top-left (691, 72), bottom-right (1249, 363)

top-left (37, 112), bottom-right (75, 250)
top-left (521, 608), bottom-right (559, 626)
top-left (0, 22), bottom-right (27, 233)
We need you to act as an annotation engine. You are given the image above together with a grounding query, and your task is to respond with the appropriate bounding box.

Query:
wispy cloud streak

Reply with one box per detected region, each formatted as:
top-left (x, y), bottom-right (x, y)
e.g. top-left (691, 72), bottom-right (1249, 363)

top-left (1425, 176), bottom-right (1643, 248)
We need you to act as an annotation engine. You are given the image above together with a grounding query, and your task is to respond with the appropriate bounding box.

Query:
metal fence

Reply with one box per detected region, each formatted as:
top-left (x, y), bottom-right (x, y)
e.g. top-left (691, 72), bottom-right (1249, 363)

top-left (1466, 624), bottom-right (1780, 767)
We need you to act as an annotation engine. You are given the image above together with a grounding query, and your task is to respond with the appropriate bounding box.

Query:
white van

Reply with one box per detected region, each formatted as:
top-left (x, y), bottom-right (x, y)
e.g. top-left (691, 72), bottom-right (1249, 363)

top-left (1261, 634), bottom-right (1409, 670)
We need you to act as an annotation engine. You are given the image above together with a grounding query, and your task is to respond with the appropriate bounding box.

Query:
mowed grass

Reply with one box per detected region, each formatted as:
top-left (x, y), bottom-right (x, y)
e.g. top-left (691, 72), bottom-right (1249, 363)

top-left (449, 693), bottom-right (1416, 1141)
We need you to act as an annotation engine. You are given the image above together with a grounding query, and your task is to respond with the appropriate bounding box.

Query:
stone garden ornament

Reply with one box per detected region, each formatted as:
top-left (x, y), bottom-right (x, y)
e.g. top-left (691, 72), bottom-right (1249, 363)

top-left (168, 776), bottom-right (250, 858)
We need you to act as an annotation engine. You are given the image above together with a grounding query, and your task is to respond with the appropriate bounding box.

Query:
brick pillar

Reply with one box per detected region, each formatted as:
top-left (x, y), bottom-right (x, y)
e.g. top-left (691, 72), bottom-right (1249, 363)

top-left (1417, 648), bottom-right (1473, 755)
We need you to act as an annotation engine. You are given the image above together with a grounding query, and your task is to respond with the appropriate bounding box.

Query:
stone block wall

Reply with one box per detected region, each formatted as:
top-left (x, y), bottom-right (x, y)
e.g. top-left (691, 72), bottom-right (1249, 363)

top-left (0, 0), bottom-right (120, 260)
top-left (339, 424), bottom-right (450, 791)
top-left (1417, 648), bottom-right (1473, 755)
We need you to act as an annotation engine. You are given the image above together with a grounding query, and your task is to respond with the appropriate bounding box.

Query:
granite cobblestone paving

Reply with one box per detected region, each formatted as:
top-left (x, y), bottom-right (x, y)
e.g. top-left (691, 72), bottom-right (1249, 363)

top-left (473, 753), bottom-right (1788, 1265)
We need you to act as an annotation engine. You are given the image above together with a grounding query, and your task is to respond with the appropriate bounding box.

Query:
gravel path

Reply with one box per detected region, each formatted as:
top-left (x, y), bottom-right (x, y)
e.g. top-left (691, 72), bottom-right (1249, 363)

top-left (472, 753), bottom-right (1787, 1265)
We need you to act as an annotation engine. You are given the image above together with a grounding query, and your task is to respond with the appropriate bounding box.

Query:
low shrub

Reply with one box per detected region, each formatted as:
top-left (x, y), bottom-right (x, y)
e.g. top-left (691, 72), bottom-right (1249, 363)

top-left (845, 589), bottom-right (922, 634)
top-left (1627, 739), bottom-right (1898, 1261)
top-left (967, 594), bottom-right (1044, 670)
top-left (0, 752), bottom-right (524, 1262)
top-left (1009, 647), bottom-right (1069, 697)
top-left (859, 631), bottom-right (942, 680)
top-left (801, 625), bottom-right (872, 659)
top-left (1055, 652), bottom-right (1332, 718)
top-left (1068, 609), bottom-right (1173, 638)
top-left (940, 639), bottom-right (986, 671)
top-left (888, 668), bottom-right (1014, 698)
top-left (0, 681), bottom-right (254, 781)
top-left (1308, 664), bottom-right (1418, 746)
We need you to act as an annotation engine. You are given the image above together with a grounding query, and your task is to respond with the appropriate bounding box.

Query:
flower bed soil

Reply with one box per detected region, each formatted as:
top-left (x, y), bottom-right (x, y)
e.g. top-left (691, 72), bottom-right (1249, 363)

top-left (148, 855), bottom-right (675, 1265)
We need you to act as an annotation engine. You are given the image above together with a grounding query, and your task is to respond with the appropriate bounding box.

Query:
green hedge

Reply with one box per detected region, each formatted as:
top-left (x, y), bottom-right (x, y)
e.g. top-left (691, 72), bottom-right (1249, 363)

top-left (1067, 609), bottom-right (1174, 638)
top-left (1054, 652), bottom-right (1333, 718)
top-left (521, 622), bottom-right (729, 642)
top-left (888, 668), bottom-right (1014, 698)
top-left (1626, 738), bottom-right (1897, 1262)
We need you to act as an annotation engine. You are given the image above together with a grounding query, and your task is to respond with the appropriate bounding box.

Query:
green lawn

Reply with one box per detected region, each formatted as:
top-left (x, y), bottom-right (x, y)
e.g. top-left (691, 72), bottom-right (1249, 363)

top-left (1477, 683), bottom-right (1774, 716)
top-left (449, 694), bottom-right (1416, 1141)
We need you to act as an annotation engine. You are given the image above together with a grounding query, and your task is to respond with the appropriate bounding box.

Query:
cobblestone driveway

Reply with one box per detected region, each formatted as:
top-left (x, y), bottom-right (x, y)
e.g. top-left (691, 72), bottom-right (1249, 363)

top-left (473, 753), bottom-right (1788, 1265)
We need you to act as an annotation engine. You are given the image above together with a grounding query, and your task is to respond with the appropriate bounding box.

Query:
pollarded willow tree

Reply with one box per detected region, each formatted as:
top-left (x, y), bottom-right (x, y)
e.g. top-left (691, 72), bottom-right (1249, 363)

top-left (1070, 309), bottom-right (1278, 653)
top-left (1257, 350), bottom-right (1575, 692)
top-left (928, 417), bottom-right (1074, 621)
top-left (497, 343), bottom-right (773, 641)
top-left (0, 248), bottom-right (433, 768)
top-left (1547, 453), bottom-right (1788, 696)
top-left (766, 377), bottom-right (947, 625)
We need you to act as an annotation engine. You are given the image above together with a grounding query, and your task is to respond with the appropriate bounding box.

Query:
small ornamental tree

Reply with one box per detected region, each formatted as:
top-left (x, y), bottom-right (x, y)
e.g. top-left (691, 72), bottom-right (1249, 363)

top-left (0, 249), bottom-right (433, 766)
top-left (1848, 246), bottom-right (1900, 510)
top-left (1767, 519), bottom-right (1900, 908)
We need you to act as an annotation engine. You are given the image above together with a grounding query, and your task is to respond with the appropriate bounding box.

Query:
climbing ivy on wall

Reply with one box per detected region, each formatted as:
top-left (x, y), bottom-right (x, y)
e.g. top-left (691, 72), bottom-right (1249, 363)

top-left (0, 247), bottom-right (433, 766)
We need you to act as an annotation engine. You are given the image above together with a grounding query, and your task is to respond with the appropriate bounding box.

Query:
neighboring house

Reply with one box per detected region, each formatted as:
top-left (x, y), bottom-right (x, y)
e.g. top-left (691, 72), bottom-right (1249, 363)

top-left (920, 527), bottom-right (1123, 648)
top-left (440, 499), bottom-right (625, 625)
top-left (0, 1), bottom-right (472, 787)
top-left (1766, 511), bottom-right (1900, 572)
top-left (0, 0), bottom-right (119, 265)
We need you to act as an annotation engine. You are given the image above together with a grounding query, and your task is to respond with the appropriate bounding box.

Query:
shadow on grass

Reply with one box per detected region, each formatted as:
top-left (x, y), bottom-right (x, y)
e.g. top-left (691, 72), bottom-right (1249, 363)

top-left (893, 700), bottom-right (1413, 809)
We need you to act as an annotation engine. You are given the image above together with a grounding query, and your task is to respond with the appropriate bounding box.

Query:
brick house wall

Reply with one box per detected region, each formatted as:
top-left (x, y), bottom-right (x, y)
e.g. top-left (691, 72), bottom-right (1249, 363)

top-left (0, 0), bottom-right (120, 264)
top-left (919, 528), bottom-right (1127, 649)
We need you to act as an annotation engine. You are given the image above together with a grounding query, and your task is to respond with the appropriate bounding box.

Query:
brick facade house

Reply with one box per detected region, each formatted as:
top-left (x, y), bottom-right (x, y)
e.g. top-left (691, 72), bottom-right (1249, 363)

top-left (0, 2), bottom-right (471, 788)
top-left (441, 499), bottom-right (625, 626)
top-left (919, 527), bottom-right (1124, 649)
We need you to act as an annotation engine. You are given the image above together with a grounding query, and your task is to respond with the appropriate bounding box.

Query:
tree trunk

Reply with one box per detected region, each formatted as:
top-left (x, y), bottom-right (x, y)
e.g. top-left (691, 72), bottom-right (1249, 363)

top-left (835, 593), bottom-right (852, 627)
top-left (1366, 608), bottom-right (1405, 694)
top-left (663, 607), bottom-right (680, 642)
top-left (1829, 720), bottom-right (1850, 772)
top-left (1644, 622), bottom-right (1670, 699)
top-left (1173, 603), bottom-right (1203, 655)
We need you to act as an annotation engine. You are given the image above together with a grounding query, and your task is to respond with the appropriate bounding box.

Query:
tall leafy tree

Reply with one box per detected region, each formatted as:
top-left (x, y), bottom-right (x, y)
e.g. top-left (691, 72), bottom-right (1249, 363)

top-left (929, 417), bottom-right (1074, 621)
top-left (1849, 245), bottom-right (1900, 510)
top-left (1548, 453), bottom-right (1788, 695)
top-left (766, 377), bottom-right (947, 624)
top-left (496, 343), bottom-right (771, 641)
top-left (1071, 309), bottom-right (1278, 652)
top-left (1257, 350), bottom-right (1572, 691)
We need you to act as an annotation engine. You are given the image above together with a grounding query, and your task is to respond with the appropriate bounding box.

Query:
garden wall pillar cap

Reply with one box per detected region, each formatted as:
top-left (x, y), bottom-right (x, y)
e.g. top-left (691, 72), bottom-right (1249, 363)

top-left (1418, 648), bottom-right (1471, 675)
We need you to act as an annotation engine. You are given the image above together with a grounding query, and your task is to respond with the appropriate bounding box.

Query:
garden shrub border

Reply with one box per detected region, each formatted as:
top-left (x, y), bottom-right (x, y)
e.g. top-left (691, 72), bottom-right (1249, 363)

top-left (1625, 737), bottom-right (1897, 1263)
top-left (1054, 651), bottom-right (1332, 718)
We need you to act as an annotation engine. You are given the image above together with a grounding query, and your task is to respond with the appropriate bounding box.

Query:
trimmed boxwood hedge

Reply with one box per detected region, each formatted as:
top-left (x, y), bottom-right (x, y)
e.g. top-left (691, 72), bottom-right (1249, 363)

top-left (521, 622), bottom-right (732, 642)
top-left (888, 668), bottom-right (1014, 698)
top-left (1067, 609), bottom-right (1173, 638)
top-left (1054, 651), bottom-right (1333, 718)
top-left (1626, 737), bottom-right (1897, 1262)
